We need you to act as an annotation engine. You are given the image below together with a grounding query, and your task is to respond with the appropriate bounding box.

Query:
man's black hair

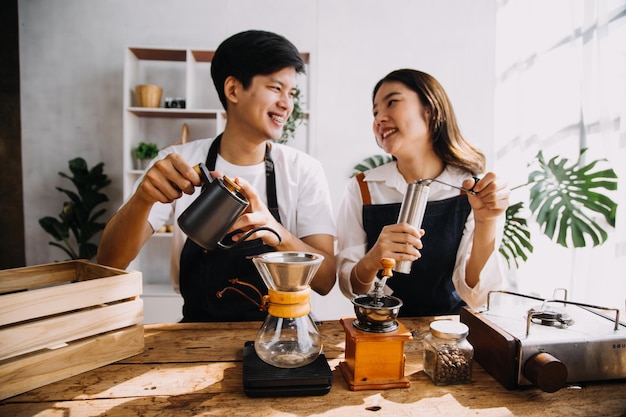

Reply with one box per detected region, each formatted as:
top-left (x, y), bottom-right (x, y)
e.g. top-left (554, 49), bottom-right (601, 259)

top-left (211, 30), bottom-right (306, 109)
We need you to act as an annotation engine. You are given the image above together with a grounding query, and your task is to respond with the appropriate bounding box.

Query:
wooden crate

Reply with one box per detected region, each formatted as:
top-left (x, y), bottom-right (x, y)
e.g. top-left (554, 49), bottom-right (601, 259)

top-left (0, 260), bottom-right (145, 400)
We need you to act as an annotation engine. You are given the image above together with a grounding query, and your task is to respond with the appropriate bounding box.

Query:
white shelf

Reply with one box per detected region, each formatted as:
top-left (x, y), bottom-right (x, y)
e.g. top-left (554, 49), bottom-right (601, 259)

top-left (127, 107), bottom-right (224, 119)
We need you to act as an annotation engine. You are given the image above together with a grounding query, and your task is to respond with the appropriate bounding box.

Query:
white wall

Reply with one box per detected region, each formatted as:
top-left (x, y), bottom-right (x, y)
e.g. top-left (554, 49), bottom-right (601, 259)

top-left (18, 0), bottom-right (496, 320)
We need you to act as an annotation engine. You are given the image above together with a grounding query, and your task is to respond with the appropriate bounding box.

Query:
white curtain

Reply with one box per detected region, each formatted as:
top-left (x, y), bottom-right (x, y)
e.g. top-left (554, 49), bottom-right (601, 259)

top-left (493, 0), bottom-right (626, 312)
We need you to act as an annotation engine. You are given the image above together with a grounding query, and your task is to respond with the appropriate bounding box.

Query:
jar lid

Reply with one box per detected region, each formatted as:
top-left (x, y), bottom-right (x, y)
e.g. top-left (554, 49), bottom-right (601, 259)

top-left (222, 175), bottom-right (241, 192)
top-left (429, 320), bottom-right (469, 339)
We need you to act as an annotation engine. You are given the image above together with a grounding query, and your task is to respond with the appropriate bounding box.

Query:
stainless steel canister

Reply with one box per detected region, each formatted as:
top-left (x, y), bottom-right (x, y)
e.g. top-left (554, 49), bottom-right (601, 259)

top-left (394, 182), bottom-right (430, 274)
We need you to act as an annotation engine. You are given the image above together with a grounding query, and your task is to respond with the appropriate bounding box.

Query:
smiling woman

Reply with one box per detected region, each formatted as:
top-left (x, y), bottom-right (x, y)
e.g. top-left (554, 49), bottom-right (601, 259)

top-left (336, 68), bottom-right (510, 317)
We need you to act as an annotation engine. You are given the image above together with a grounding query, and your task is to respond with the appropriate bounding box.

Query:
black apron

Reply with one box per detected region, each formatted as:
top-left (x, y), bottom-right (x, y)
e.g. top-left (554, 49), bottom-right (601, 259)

top-left (362, 194), bottom-right (471, 316)
top-left (179, 136), bottom-right (281, 322)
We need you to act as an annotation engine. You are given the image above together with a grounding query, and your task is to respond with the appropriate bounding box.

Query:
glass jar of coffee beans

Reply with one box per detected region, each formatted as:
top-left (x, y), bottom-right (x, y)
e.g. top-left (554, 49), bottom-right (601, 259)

top-left (423, 320), bottom-right (473, 385)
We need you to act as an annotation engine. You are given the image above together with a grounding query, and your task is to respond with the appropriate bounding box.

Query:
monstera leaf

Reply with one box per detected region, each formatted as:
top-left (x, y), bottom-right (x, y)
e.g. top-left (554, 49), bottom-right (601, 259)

top-left (500, 149), bottom-right (618, 267)
top-left (528, 149), bottom-right (617, 247)
top-left (499, 202), bottom-right (533, 269)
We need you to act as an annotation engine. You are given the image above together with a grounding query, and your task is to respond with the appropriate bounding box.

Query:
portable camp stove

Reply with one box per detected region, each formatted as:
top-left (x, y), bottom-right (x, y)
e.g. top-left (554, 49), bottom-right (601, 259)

top-left (460, 290), bottom-right (626, 393)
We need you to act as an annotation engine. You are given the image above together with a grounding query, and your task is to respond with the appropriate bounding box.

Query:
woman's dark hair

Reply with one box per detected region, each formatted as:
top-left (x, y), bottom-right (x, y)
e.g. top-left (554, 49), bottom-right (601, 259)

top-left (372, 69), bottom-right (485, 175)
top-left (211, 30), bottom-right (306, 110)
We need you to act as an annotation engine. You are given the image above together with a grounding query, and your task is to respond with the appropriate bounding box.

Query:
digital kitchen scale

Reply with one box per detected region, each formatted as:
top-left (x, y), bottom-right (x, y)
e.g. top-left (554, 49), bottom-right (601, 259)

top-left (242, 341), bottom-right (333, 398)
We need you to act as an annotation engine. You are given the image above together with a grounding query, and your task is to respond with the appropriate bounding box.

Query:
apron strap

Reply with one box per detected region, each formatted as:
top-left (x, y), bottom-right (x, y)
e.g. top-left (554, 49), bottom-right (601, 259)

top-left (355, 172), bottom-right (372, 205)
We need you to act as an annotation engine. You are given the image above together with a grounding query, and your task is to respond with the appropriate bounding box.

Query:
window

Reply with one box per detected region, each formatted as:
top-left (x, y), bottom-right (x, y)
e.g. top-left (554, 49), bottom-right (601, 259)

top-left (494, 0), bottom-right (626, 312)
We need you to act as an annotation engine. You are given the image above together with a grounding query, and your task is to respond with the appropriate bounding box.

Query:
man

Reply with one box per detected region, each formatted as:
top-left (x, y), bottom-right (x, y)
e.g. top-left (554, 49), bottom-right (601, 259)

top-left (98, 30), bottom-right (336, 321)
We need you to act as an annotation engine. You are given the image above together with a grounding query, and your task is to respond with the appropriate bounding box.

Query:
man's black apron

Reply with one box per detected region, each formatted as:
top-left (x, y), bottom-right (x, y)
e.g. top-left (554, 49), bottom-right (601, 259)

top-left (179, 135), bottom-right (281, 322)
top-left (358, 175), bottom-right (472, 316)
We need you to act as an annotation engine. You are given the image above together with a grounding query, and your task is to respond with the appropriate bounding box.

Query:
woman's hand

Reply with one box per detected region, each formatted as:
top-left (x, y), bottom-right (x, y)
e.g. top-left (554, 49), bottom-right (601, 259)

top-left (362, 222), bottom-right (425, 272)
top-left (464, 172), bottom-right (510, 224)
top-left (463, 171), bottom-right (510, 288)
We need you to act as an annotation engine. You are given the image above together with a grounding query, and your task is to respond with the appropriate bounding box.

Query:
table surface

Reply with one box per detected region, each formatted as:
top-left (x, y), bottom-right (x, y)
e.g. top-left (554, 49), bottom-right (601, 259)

top-left (2, 317), bottom-right (625, 417)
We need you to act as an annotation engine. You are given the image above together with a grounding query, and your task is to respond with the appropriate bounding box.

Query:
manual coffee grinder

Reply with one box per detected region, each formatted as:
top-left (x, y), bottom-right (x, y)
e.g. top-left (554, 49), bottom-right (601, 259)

top-left (242, 252), bottom-right (334, 397)
top-left (338, 181), bottom-right (431, 391)
top-left (339, 258), bottom-right (413, 391)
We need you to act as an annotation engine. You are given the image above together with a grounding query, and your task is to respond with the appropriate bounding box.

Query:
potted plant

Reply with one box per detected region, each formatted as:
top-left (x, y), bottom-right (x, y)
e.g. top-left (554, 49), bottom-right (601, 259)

top-left (39, 157), bottom-right (111, 261)
top-left (134, 141), bottom-right (159, 170)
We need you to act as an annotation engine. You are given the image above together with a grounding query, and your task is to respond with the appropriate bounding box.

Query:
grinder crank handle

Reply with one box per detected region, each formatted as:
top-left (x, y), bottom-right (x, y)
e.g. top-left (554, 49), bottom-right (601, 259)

top-left (381, 258), bottom-right (395, 278)
top-left (376, 258), bottom-right (395, 292)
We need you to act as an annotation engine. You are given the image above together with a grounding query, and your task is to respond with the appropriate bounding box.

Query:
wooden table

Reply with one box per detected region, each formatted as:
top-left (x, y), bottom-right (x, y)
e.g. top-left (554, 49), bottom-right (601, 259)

top-left (2, 317), bottom-right (625, 416)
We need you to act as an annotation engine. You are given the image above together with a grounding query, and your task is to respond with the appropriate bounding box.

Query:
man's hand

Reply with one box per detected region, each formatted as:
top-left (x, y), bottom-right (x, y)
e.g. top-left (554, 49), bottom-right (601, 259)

top-left (228, 177), bottom-right (283, 247)
top-left (135, 153), bottom-right (202, 204)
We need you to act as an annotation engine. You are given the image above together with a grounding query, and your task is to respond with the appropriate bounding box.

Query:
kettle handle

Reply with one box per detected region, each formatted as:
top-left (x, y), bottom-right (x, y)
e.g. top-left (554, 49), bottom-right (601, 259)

top-left (193, 163), bottom-right (213, 184)
top-left (217, 226), bottom-right (282, 250)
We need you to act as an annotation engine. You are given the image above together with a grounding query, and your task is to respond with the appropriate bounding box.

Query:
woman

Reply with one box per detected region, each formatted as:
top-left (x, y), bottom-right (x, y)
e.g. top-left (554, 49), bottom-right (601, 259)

top-left (336, 69), bottom-right (510, 316)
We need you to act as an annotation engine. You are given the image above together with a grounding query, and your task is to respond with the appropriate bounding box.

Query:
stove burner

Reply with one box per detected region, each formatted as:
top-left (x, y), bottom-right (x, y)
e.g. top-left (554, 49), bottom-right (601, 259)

top-left (527, 306), bottom-right (574, 328)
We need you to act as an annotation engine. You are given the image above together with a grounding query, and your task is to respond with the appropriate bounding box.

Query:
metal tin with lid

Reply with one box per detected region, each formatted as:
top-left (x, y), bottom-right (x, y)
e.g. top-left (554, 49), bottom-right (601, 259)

top-left (423, 320), bottom-right (473, 385)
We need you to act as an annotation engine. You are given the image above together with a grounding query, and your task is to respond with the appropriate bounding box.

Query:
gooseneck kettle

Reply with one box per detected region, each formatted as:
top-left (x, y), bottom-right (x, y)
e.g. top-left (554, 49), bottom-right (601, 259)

top-left (177, 163), bottom-right (281, 251)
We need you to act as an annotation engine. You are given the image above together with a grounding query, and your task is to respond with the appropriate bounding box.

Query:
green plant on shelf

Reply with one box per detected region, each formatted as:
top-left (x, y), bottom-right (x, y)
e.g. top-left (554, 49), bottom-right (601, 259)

top-left (134, 142), bottom-right (159, 169)
top-left (134, 142), bottom-right (159, 159)
top-left (276, 87), bottom-right (306, 144)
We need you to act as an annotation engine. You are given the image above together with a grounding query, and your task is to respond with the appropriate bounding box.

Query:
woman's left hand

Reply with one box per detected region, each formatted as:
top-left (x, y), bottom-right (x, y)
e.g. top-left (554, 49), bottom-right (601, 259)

top-left (463, 172), bottom-right (510, 223)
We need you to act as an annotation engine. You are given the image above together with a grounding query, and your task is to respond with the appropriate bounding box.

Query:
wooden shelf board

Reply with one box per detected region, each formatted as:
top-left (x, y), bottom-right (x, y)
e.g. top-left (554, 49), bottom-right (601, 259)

top-left (129, 47), bottom-right (186, 61)
top-left (128, 108), bottom-right (221, 119)
top-left (191, 50), bottom-right (215, 62)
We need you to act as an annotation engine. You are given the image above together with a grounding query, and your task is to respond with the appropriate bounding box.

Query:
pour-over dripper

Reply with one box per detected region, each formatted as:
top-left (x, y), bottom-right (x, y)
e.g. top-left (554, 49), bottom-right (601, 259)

top-left (252, 252), bottom-right (323, 292)
top-left (252, 252), bottom-right (325, 368)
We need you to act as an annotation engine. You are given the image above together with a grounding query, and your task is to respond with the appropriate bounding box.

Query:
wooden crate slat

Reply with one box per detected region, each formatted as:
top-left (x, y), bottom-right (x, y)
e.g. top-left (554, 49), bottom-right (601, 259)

top-left (74, 260), bottom-right (133, 281)
top-left (0, 324), bottom-right (144, 400)
top-left (0, 271), bottom-right (141, 327)
top-left (0, 261), bottom-right (78, 294)
top-left (0, 299), bottom-right (143, 360)
top-left (0, 261), bottom-right (137, 295)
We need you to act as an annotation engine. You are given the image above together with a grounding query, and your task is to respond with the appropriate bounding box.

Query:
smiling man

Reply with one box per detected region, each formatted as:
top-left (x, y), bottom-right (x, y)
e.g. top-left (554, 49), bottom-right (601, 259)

top-left (98, 30), bottom-right (336, 322)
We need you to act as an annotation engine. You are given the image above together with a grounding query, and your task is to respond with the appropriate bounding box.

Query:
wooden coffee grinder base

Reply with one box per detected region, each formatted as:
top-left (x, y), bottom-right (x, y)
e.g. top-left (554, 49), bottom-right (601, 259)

top-left (338, 317), bottom-right (413, 391)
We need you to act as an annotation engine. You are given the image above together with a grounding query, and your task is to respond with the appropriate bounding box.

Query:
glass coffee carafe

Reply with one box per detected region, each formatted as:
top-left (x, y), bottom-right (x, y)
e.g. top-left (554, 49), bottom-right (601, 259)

top-left (252, 252), bottom-right (324, 368)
